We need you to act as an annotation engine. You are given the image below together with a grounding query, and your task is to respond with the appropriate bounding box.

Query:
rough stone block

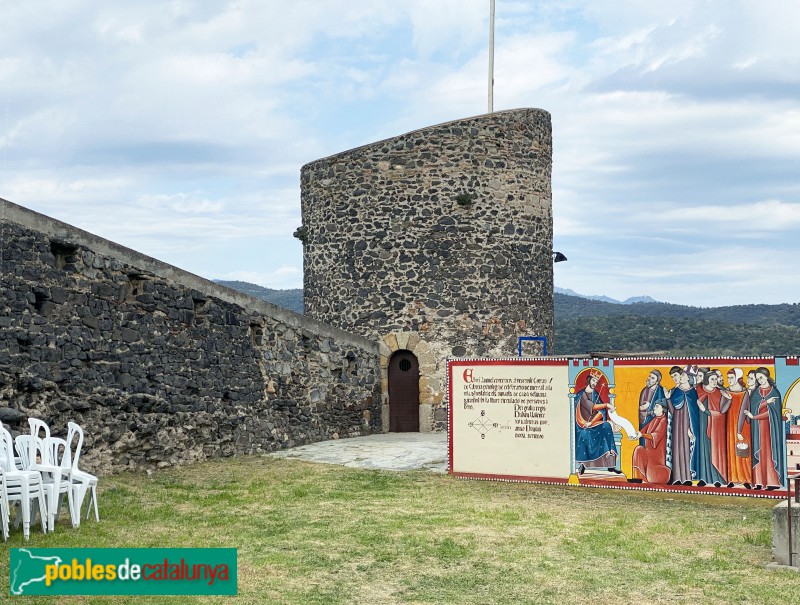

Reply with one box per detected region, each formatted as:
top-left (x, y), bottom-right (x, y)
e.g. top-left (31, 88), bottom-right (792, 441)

top-left (419, 376), bottom-right (429, 392)
top-left (395, 331), bottom-right (410, 350)
top-left (418, 351), bottom-right (435, 368)
top-left (413, 339), bottom-right (430, 355)
top-left (418, 404), bottom-right (433, 432)
top-left (381, 404), bottom-right (390, 432)
top-left (384, 333), bottom-right (398, 352)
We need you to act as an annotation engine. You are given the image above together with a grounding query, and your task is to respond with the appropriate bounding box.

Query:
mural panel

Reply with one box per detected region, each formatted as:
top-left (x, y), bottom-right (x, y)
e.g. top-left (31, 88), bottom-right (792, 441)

top-left (448, 357), bottom-right (800, 497)
top-left (449, 360), bottom-right (571, 480)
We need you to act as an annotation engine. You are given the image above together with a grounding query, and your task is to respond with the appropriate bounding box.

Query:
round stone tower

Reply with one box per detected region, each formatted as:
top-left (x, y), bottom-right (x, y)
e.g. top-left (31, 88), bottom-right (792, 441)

top-left (300, 108), bottom-right (554, 432)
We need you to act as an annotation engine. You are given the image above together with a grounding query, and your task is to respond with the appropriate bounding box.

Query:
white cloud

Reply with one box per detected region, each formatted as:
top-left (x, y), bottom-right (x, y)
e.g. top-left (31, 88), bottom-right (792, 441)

top-left (2, 174), bottom-right (133, 204)
top-left (2, 0), bottom-right (799, 305)
top-left (405, 0), bottom-right (487, 57)
top-left (136, 192), bottom-right (225, 215)
top-left (654, 200), bottom-right (800, 232)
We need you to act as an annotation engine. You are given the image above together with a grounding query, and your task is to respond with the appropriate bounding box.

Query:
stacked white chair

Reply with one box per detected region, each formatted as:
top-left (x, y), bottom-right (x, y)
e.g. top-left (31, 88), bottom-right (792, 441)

top-left (1, 468), bottom-right (9, 541)
top-left (46, 436), bottom-right (82, 528)
top-left (16, 419), bottom-right (76, 532)
top-left (66, 422), bottom-right (99, 524)
top-left (0, 426), bottom-right (47, 540)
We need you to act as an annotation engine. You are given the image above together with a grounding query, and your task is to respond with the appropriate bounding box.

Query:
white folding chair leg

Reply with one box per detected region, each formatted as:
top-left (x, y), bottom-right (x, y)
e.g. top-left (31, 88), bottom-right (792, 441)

top-left (88, 484), bottom-right (99, 522)
top-left (71, 484), bottom-right (84, 527)
top-left (72, 480), bottom-right (99, 524)
top-left (0, 487), bottom-right (8, 542)
top-left (43, 487), bottom-right (54, 533)
top-left (36, 490), bottom-right (47, 536)
top-left (71, 482), bottom-right (87, 527)
top-left (53, 488), bottom-right (77, 529)
top-left (67, 484), bottom-right (76, 527)
top-left (15, 482), bottom-right (47, 540)
top-left (21, 483), bottom-right (32, 540)
top-left (92, 487), bottom-right (99, 522)
top-left (46, 477), bottom-right (74, 532)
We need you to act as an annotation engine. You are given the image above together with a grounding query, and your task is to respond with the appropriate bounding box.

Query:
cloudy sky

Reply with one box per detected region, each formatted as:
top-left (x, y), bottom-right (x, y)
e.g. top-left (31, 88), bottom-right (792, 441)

top-left (2, 1), bottom-right (799, 307)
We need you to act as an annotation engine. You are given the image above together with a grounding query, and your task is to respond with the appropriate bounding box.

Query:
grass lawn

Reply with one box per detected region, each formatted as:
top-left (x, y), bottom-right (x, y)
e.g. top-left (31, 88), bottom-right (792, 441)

top-left (2, 455), bottom-right (799, 604)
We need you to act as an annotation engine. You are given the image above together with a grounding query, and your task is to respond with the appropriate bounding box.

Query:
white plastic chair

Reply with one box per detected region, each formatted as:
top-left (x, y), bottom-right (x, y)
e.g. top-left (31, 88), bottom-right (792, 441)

top-left (46, 436), bottom-right (81, 528)
top-left (0, 426), bottom-right (47, 540)
top-left (0, 469), bottom-right (9, 541)
top-left (16, 419), bottom-right (75, 532)
top-left (66, 422), bottom-right (99, 524)
top-left (0, 449), bottom-right (21, 470)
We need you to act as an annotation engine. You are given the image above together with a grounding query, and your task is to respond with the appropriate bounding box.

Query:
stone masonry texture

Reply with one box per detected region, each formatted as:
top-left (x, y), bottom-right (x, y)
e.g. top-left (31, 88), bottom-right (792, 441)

top-left (301, 109), bottom-right (554, 430)
top-left (0, 199), bottom-right (382, 475)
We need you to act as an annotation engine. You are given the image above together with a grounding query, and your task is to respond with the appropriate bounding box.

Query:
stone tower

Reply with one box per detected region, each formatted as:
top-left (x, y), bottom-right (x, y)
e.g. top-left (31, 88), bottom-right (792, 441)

top-left (300, 108), bottom-right (554, 432)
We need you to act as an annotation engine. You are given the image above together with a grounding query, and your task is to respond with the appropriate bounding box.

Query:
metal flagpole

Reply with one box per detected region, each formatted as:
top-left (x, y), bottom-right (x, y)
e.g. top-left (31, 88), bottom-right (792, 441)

top-left (488, 0), bottom-right (495, 113)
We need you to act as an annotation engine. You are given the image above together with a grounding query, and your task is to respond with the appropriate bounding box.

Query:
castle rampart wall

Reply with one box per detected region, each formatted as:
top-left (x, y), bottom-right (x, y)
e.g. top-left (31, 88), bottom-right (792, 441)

top-left (0, 198), bottom-right (381, 474)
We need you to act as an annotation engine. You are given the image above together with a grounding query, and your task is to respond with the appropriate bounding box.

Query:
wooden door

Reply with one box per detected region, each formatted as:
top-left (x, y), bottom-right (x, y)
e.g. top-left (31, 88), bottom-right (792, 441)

top-left (388, 350), bottom-right (420, 432)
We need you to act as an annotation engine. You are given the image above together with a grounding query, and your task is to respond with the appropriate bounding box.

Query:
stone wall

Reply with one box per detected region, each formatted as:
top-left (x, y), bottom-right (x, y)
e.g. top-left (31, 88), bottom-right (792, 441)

top-left (300, 109), bottom-right (554, 431)
top-left (0, 199), bottom-right (382, 475)
top-left (772, 500), bottom-right (800, 568)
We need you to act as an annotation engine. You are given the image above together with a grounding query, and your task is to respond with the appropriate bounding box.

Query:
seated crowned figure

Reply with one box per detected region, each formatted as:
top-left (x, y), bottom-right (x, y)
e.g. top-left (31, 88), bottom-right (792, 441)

top-left (574, 368), bottom-right (620, 474)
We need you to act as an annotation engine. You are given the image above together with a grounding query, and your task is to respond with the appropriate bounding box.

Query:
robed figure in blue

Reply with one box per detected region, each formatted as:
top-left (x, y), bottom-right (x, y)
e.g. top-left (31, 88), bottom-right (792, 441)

top-left (575, 369), bottom-right (620, 474)
top-left (666, 366), bottom-right (694, 485)
top-left (742, 367), bottom-right (786, 490)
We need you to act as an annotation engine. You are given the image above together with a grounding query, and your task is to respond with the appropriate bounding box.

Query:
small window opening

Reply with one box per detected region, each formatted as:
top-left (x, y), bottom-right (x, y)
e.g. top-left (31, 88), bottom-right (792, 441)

top-left (50, 240), bottom-right (79, 270)
top-left (33, 291), bottom-right (49, 313)
top-left (127, 273), bottom-right (151, 296)
top-left (249, 323), bottom-right (264, 347)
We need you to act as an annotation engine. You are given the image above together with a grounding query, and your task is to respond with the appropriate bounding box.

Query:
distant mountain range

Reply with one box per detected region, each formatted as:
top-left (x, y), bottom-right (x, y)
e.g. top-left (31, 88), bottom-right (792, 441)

top-left (216, 280), bottom-right (800, 356)
top-left (213, 280), bottom-right (304, 314)
top-left (554, 292), bottom-right (800, 356)
top-left (554, 292), bottom-right (800, 327)
top-left (554, 287), bottom-right (658, 305)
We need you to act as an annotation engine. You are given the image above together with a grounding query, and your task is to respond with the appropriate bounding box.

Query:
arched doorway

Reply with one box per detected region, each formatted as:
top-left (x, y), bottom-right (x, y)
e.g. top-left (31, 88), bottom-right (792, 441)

top-left (388, 350), bottom-right (420, 432)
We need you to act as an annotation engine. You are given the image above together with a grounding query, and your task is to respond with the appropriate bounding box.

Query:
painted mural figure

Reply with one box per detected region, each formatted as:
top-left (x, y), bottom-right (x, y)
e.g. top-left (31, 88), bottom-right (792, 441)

top-left (691, 367), bottom-right (726, 487)
top-left (574, 369), bottom-right (620, 474)
top-left (666, 366), bottom-right (694, 485)
top-left (638, 370), bottom-right (667, 431)
top-left (690, 366), bottom-right (706, 442)
top-left (725, 368), bottom-right (752, 486)
top-left (740, 367), bottom-right (786, 490)
top-left (697, 370), bottom-right (732, 486)
top-left (630, 402), bottom-right (670, 484)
